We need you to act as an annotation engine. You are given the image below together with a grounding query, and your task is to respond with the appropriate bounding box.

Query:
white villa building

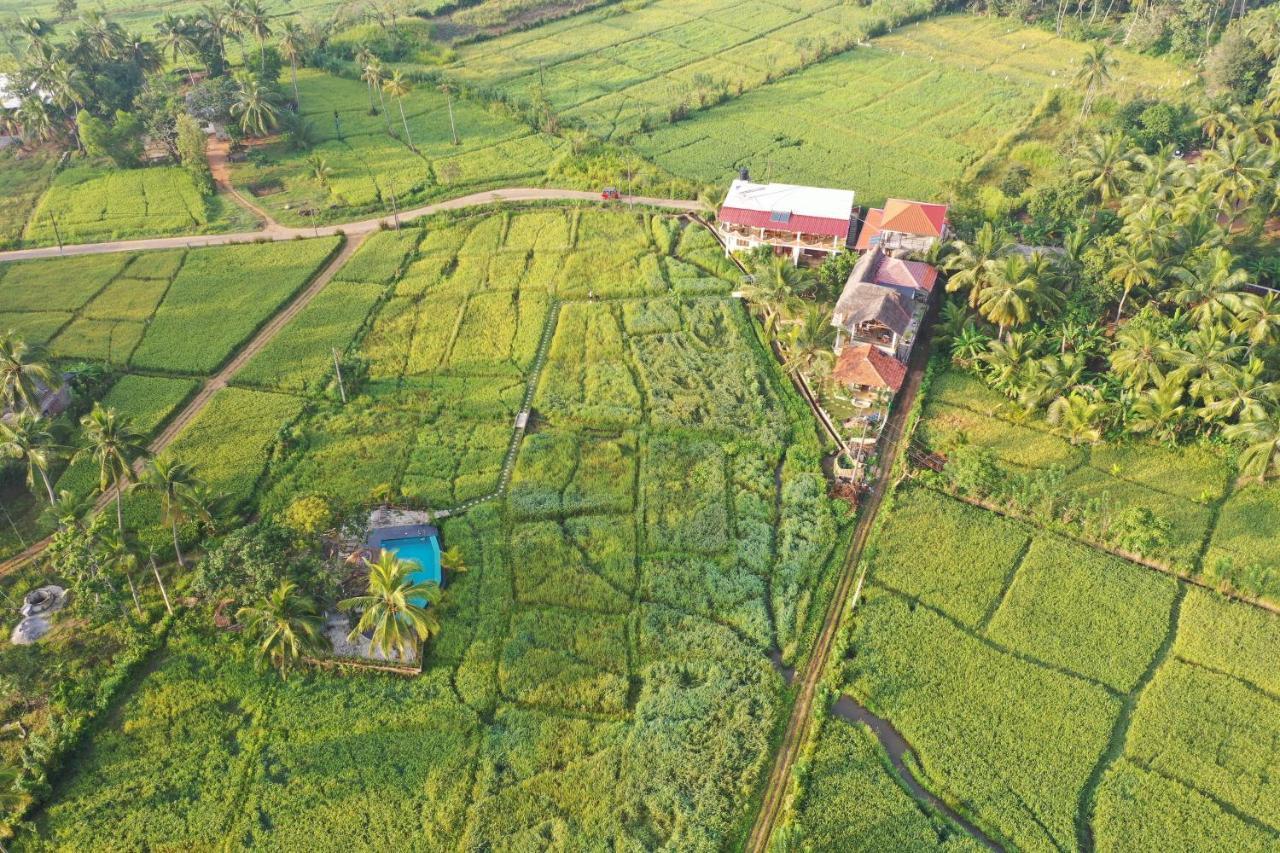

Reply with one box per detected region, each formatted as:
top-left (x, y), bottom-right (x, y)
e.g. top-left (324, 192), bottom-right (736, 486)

top-left (716, 179), bottom-right (855, 265)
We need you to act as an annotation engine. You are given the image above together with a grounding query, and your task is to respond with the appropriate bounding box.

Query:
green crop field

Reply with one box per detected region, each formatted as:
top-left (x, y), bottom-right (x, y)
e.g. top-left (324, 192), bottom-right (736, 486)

top-left (227, 70), bottom-right (566, 226)
top-left (0, 150), bottom-right (57, 249)
top-left (129, 238), bottom-right (339, 375)
top-left (31, 209), bottom-right (851, 847)
top-left (21, 164), bottom-right (257, 246)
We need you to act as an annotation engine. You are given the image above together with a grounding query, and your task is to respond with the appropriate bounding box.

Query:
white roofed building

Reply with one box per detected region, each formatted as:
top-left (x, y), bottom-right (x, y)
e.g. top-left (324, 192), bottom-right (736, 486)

top-left (717, 178), bottom-right (855, 266)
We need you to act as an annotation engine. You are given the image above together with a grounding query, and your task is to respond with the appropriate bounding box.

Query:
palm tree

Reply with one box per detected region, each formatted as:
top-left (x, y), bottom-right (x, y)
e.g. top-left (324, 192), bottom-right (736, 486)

top-left (99, 529), bottom-right (143, 616)
top-left (1232, 292), bottom-right (1280, 351)
top-left (230, 71), bottom-right (282, 136)
top-left (950, 324), bottom-right (990, 367)
top-left (74, 404), bottom-right (147, 538)
top-left (355, 46), bottom-right (377, 114)
top-left (1197, 360), bottom-right (1274, 424)
top-left (361, 57), bottom-right (390, 129)
top-left (979, 333), bottom-right (1031, 395)
top-left (744, 256), bottom-right (806, 334)
top-left (1225, 409), bottom-right (1280, 482)
top-left (439, 544), bottom-right (468, 576)
top-left (1107, 243), bottom-right (1159, 322)
top-left (1170, 326), bottom-right (1242, 394)
top-left (306, 153), bottom-right (332, 188)
top-left (132, 456), bottom-right (209, 570)
top-left (45, 59), bottom-right (87, 145)
top-left (1129, 378), bottom-right (1187, 443)
top-left (1171, 248), bottom-right (1248, 329)
top-left (1047, 392), bottom-right (1106, 445)
top-left (783, 303), bottom-right (837, 380)
top-left (1074, 43), bottom-right (1114, 117)
top-left (1110, 326), bottom-right (1176, 390)
top-left (237, 580), bottom-right (324, 679)
top-left (15, 95), bottom-right (52, 142)
top-left (339, 550), bottom-right (442, 661)
top-left (1200, 134), bottom-right (1270, 215)
top-left (439, 80), bottom-right (459, 145)
top-left (383, 69), bottom-right (416, 150)
top-left (0, 411), bottom-right (62, 504)
top-left (155, 13), bottom-right (198, 84)
top-left (0, 332), bottom-right (60, 416)
top-left (242, 0), bottom-right (272, 73)
top-left (977, 255), bottom-right (1043, 338)
top-left (943, 223), bottom-right (1011, 308)
top-left (1071, 133), bottom-right (1136, 202)
top-left (278, 20), bottom-right (306, 106)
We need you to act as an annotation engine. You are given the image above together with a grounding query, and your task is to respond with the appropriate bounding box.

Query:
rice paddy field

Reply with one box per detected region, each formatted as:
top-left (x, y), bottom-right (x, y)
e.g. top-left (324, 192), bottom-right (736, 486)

top-left (768, 363), bottom-right (1280, 850)
top-left (20, 209), bottom-right (853, 848)
top-left (227, 70), bottom-right (567, 226)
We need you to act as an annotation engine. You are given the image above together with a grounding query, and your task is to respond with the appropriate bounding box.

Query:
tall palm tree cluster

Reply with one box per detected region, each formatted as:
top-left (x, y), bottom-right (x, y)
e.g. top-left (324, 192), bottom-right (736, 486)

top-left (0, 11), bottom-right (160, 145)
top-left (0, 331), bottom-right (212, 616)
top-left (942, 109), bottom-right (1280, 480)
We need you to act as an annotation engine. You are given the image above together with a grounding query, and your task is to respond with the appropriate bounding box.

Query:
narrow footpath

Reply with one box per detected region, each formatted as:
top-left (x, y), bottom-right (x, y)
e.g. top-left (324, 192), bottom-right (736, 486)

top-left (745, 300), bottom-right (939, 852)
top-left (0, 234), bottom-right (368, 576)
top-left (0, 189), bottom-right (701, 264)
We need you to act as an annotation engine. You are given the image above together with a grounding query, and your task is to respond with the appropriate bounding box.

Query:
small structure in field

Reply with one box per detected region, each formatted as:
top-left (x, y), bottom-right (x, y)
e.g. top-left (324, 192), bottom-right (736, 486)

top-left (717, 178), bottom-right (856, 265)
top-left (855, 198), bottom-right (949, 254)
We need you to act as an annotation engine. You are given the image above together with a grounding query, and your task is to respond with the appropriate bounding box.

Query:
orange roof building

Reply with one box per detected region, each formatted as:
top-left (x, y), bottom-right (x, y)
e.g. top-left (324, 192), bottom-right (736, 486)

top-left (854, 198), bottom-right (949, 253)
top-left (832, 343), bottom-right (907, 392)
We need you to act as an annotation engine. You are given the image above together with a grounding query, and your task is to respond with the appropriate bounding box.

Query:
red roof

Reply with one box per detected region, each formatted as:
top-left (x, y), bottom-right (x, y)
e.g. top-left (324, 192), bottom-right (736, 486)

top-left (855, 208), bottom-right (883, 251)
top-left (875, 257), bottom-right (938, 293)
top-left (832, 343), bottom-right (907, 392)
top-left (718, 206), bottom-right (851, 240)
top-left (880, 199), bottom-right (948, 238)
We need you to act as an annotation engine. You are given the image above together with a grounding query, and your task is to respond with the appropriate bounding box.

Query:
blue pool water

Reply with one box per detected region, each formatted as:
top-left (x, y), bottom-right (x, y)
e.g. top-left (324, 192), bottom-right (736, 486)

top-left (382, 535), bottom-right (442, 599)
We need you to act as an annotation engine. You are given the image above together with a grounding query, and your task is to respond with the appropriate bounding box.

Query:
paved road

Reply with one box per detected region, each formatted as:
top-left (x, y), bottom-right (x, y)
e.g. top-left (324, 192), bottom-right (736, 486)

top-left (745, 297), bottom-right (940, 852)
top-left (0, 189), bottom-right (703, 263)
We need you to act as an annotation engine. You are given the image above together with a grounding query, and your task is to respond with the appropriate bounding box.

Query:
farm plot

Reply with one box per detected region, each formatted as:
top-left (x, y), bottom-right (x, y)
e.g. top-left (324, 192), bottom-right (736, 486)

top-left (0, 148), bottom-right (56, 248)
top-left (632, 45), bottom-right (1038, 207)
top-left (0, 253), bottom-right (130, 313)
top-left (227, 70), bottom-right (564, 225)
top-left (22, 164), bottom-right (254, 245)
top-left (447, 0), bottom-right (898, 139)
top-left (130, 238), bottom-right (340, 375)
top-left (1203, 479), bottom-right (1280, 602)
top-left (39, 203), bottom-right (846, 847)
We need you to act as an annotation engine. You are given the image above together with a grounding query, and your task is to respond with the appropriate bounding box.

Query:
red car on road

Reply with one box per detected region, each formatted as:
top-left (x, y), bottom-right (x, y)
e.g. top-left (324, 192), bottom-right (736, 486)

top-left (601, 187), bottom-right (620, 200)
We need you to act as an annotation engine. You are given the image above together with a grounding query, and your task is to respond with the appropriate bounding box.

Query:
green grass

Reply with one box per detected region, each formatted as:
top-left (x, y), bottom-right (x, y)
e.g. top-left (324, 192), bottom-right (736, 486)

top-left (130, 239), bottom-right (340, 375)
top-left (787, 716), bottom-right (985, 851)
top-left (1203, 480), bottom-right (1280, 602)
top-left (1123, 659), bottom-right (1280, 828)
top-left (233, 280), bottom-right (385, 393)
top-left (984, 536), bottom-right (1177, 692)
top-left (227, 70), bottom-right (565, 226)
top-left (918, 399), bottom-right (1082, 470)
top-left (164, 387), bottom-right (306, 512)
top-left (842, 589), bottom-right (1119, 852)
top-left (1173, 587), bottom-right (1280, 696)
top-left (870, 485), bottom-right (1029, 628)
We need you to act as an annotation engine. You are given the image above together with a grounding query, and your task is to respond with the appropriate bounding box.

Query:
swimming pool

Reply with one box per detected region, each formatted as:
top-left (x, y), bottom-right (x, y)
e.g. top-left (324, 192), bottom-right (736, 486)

top-left (382, 535), bottom-right (442, 588)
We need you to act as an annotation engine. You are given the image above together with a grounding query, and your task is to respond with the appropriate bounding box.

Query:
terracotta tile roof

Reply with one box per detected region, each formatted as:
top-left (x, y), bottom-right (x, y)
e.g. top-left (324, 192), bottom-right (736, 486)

top-left (832, 343), bottom-right (907, 391)
top-left (880, 199), bottom-right (948, 238)
top-left (855, 208), bottom-right (883, 251)
top-left (719, 206), bottom-right (851, 240)
top-left (876, 256), bottom-right (938, 293)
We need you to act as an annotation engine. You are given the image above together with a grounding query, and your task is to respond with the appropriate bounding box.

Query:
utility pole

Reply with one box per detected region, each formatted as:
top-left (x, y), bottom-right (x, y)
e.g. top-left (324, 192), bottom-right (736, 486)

top-left (443, 84), bottom-right (459, 146)
top-left (387, 181), bottom-right (401, 229)
top-left (49, 214), bottom-right (63, 254)
top-left (332, 347), bottom-right (348, 403)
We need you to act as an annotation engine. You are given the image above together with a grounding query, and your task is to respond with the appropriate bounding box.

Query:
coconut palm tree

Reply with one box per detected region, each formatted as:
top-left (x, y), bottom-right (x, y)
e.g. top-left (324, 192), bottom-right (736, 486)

top-left (1197, 360), bottom-right (1274, 424)
top-left (15, 95), bottom-right (52, 143)
top-left (74, 404), bottom-right (147, 538)
top-left (783, 303), bottom-right (837, 381)
top-left (1200, 134), bottom-right (1270, 215)
top-left (98, 528), bottom-right (142, 616)
top-left (1225, 409), bottom-right (1280, 482)
top-left (132, 456), bottom-right (209, 570)
top-left (242, 0), bottom-right (272, 73)
top-left (339, 549), bottom-right (441, 661)
top-left (278, 20), bottom-right (306, 106)
top-left (944, 223), bottom-right (1011, 308)
top-left (1128, 377), bottom-right (1187, 443)
top-left (744, 256), bottom-right (806, 335)
top-left (155, 13), bottom-right (198, 84)
top-left (979, 333), bottom-right (1031, 395)
top-left (237, 580), bottom-right (324, 679)
top-left (0, 332), bottom-right (60, 416)
top-left (1232, 291), bottom-right (1280, 351)
top-left (1110, 325), bottom-right (1176, 390)
top-left (977, 254), bottom-right (1049, 338)
top-left (950, 323), bottom-right (990, 367)
top-left (355, 46), bottom-right (377, 113)
top-left (1074, 43), bottom-right (1114, 117)
top-left (1071, 133), bottom-right (1136, 202)
top-left (1171, 247), bottom-right (1248, 329)
top-left (1107, 242), bottom-right (1160, 322)
top-left (361, 56), bottom-right (390, 129)
top-left (1047, 392), bottom-right (1106, 445)
top-left (382, 69), bottom-right (416, 150)
top-left (0, 411), bottom-right (62, 504)
top-left (439, 544), bottom-right (468, 576)
top-left (306, 153), bottom-right (331, 188)
top-left (230, 71), bottom-right (282, 136)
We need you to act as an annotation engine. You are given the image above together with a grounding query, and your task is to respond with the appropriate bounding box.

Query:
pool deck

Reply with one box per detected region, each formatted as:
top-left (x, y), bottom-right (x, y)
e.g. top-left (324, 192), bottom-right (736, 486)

top-left (365, 523), bottom-right (439, 551)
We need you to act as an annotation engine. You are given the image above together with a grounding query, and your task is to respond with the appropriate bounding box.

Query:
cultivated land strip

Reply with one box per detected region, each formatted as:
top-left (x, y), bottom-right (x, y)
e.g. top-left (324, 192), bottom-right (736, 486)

top-left (0, 189), bottom-right (701, 263)
top-left (0, 235), bottom-right (368, 576)
top-left (745, 300), bottom-right (939, 852)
